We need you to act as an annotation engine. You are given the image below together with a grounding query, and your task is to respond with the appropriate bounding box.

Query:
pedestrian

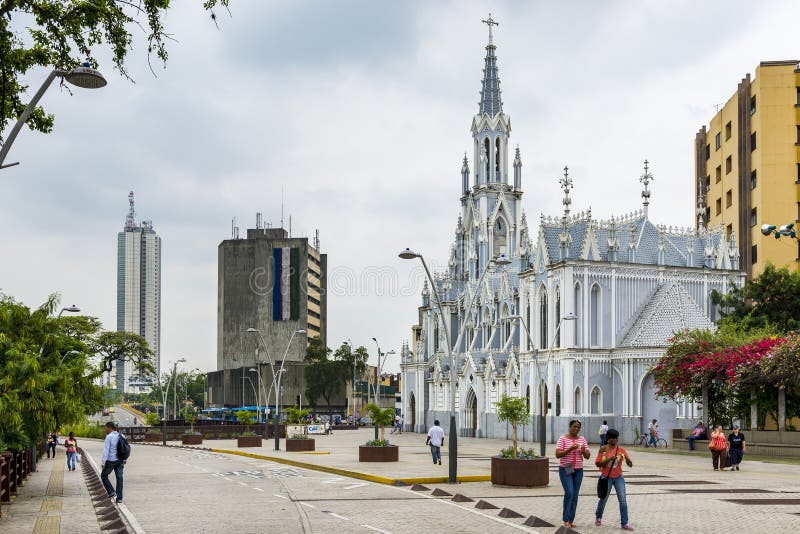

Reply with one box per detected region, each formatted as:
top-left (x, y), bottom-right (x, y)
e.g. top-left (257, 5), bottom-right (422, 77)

top-left (598, 420), bottom-right (609, 446)
top-left (556, 419), bottom-right (591, 529)
top-left (391, 415), bottom-right (400, 434)
top-left (687, 422), bottom-right (705, 450)
top-left (727, 425), bottom-right (746, 471)
top-left (101, 422), bottom-right (124, 504)
top-left (64, 432), bottom-right (78, 471)
top-left (398, 414), bottom-right (404, 434)
top-left (647, 419), bottom-right (659, 447)
top-left (594, 429), bottom-right (634, 531)
top-left (708, 425), bottom-right (729, 471)
top-left (426, 419), bottom-right (445, 466)
top-left (46, 432), bottom-right (58, 459)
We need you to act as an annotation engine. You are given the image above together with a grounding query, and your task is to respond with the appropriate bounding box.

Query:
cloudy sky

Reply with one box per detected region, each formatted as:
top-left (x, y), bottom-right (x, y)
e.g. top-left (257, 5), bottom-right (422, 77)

top-left (1, 1), bottom-right (798, 374)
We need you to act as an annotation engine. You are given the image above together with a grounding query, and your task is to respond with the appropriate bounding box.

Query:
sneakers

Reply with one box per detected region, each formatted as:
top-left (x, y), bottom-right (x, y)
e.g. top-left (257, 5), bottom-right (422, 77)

top-left (621, 525), bottom-right (634, 531)
top-left (736, 466), bottom-right (740, 471)
top-left (115, 499), bottom-right (123, 504)
top-left (107, 492), bottom-right (116, 499)
top-left (596, 519), bottom-right (602, 526)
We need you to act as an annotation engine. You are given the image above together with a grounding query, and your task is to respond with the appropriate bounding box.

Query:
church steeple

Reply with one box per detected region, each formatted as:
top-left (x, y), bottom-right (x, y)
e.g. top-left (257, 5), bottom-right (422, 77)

top-left (479, 14), bottom-right (502, 117)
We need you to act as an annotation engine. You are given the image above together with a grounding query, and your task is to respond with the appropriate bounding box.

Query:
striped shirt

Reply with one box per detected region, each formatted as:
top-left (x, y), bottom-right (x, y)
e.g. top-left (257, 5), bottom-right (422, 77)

top-left (556, 435), bottom-right (589, 469)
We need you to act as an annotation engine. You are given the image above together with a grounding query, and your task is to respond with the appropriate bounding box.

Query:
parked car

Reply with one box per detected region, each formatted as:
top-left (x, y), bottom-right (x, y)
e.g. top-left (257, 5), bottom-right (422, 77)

top-left (358, 417), bottom-right (372, 426)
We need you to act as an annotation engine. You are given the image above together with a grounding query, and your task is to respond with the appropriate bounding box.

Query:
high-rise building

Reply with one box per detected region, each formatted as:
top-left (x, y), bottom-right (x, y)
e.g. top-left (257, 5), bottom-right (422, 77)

top-left (116, 191), bottom-right (161, 393)
top-left (207, 216), bottom-right (328, 409)
top-left (695, 60), bottom-right (800, 277)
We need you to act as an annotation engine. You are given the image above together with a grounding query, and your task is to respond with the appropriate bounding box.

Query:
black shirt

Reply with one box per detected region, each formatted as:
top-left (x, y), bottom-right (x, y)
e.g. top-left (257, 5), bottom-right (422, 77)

top-left (728, 433), bottom-right (745, 450)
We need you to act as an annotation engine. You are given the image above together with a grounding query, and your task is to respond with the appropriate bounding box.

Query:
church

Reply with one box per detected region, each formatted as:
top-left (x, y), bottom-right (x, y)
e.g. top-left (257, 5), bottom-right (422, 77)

top-left (399, 20), bottom-right (744, 444)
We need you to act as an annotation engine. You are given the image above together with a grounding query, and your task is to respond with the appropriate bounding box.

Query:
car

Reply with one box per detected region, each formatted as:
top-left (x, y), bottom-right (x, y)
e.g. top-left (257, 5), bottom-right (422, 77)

top-left (101, 408), bottom-right (110, 416)
top-left (108, 407), bottom-right (116, 413)
top-left (358, 417), bottom-right (372, 426)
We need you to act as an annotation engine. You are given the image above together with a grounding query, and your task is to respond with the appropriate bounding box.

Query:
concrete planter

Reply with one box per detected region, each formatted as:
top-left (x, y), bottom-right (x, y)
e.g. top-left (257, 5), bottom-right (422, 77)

top-left (491, 456), bottom-right (549, 487)
top-left (359, 445), bottom-right (399, 462)
top-left (286, 438), bottom-right (315, 452)
top-left (143, 433), bottom-right (163, 443)
top-left (237, 436), bottom-right (262, 448)
top-left (181, 434), bottom-right (203, 445)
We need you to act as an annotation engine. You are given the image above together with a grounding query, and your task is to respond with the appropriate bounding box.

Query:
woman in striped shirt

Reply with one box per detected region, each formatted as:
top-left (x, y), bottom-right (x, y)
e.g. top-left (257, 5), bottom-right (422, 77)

top-left (555, 419), bottom-right (591, 528)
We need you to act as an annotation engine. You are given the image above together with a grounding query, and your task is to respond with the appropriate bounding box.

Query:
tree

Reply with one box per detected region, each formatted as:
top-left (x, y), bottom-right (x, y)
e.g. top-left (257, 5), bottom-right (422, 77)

top-left (364, 403), bottom-right (395, 443)
top-left (285, 406), bottom-right (310, 424)
top-left (183, 405), bottom-right (197, 434)
top-left (91, 330), bottom-right (154, 380)
top-left (495, 394), bottom-right (530, 457)
top-left (304, 358), bottom-right (345, 415)
top-left (0, 0), bottom-right (231, 143)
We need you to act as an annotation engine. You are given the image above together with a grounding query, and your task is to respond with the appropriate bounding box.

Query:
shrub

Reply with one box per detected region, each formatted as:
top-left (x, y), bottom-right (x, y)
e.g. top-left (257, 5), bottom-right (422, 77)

top-left (68, 418), bottom-right (106, 439)
top-left (365, 439), bottom-right (390, 447)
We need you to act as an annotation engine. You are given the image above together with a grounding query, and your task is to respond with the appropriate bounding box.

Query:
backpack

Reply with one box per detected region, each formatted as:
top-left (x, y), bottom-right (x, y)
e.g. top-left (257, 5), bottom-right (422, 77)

top-left (116, 433), bottom-right (131, 461)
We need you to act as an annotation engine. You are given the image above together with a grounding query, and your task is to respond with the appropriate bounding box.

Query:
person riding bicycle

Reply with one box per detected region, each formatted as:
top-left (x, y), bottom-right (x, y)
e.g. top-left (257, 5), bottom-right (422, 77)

top-left (647, 419), bottom-right (659, 447)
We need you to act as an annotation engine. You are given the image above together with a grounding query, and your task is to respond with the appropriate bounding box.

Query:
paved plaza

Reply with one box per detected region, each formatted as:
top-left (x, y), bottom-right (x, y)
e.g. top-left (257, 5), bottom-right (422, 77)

top-left (3, 426), bottom-right (800, 533)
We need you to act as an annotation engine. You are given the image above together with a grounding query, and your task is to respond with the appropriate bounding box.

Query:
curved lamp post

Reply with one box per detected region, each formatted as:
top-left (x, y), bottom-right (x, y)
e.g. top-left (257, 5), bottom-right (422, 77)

top-left (273, 329), bottom-right (306, 450)
top-left (246, 327), bottom-right (277, 439)
top-left (0, 64), bottom-right (107, 170)
top-left (398, 248), bottom-right (510, 483)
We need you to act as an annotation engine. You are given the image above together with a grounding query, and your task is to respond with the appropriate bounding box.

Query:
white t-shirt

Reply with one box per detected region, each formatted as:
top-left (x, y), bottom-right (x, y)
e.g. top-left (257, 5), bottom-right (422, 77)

top-left (599, 424), bottom-right (608, 436)
top-left (648, 421), bottom-right (658, 433)
top-left (427, 425), bottom-right (445, 447)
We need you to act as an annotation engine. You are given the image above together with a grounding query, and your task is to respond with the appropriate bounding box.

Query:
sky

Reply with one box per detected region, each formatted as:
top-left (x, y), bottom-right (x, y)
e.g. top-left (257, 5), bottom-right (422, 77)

top-left (1, 1), bottom-right (798, 375)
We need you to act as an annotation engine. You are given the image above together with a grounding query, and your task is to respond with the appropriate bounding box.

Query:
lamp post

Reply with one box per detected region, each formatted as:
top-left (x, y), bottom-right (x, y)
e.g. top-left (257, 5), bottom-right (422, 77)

top-left (347, 338), bottom-right (356, 420)
top-left (249, 367), bottom-right (268, 422)
top-left (0, 65), bottom-right (106, 170)
top-left (272, 329), bottom-right (306, 450)
top-left (399, 248), bottom-right (510, 483)
top-left (241, 374), bottom-right (259, 424)
top-left (510, 313), bottom-right (576, 457)
top-left (246, 328), bottom-right (278, 439)
top-left (370, 338), bottom-right (395, 440)
top-left (159, 358), bottom-right (185, 445)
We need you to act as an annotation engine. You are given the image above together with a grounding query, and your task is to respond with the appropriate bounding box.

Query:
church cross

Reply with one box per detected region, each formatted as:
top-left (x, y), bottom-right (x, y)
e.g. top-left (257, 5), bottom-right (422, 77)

top-left (640, 159), bottom-right (654, 212)
top-left (482, 13), bottom-right (499, 43)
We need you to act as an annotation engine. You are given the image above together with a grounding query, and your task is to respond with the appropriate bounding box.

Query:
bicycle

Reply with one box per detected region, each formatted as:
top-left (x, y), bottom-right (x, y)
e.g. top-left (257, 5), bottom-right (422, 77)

top-left (635, 431), bottom-right (668, 448)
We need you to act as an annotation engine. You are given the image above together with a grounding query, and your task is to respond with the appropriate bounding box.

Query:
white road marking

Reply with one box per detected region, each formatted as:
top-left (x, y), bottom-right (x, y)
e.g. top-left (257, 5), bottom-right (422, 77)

top-left (326, 512), bottom-right (350, 521)
top-left (300, 502), bottom-right (315, 508)
top-left (274, 494), bottom-right (289, 500)
top-left (223, 477), bottom-right (233, 481)
top-left (362, 526), bottom-right (391, 534)
top-left (343, 483), bottom-right (368, 490)
top-left (321, 477), bottom-right (344, 484)
top-left (253, 488), bottom-right (265, 492)
top-left (238, 482), bottom-right (248, 486)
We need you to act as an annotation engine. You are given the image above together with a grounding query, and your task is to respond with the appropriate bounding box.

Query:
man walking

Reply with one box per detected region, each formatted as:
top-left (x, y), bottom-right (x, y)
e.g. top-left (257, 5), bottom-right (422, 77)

top-left (101, 422), bottom-right (124, 504)
top-left (426, 419), bottom-right (445, 466)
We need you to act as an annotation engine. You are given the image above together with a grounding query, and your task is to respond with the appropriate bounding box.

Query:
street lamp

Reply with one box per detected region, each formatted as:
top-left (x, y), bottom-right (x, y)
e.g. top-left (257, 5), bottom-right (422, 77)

top-left (370, 338), bottom-right (395, 440)
top-left (399, 248), bottom-right (510, 483)
top-left (242, 373), bottom-right (259, 424)
top-left (510, 312), bottom-right (576, 457)
top-left (249, 367), bottom-right (269, 422)
top-left (158, 358), bottom-right (185, 445)
top-left (57, 305), bottom-right (81, 318)
top-left (272, 329), bottom-right (306, 451)
top-left (246, 327), bottom-right (278, 439)
top-left (0, 64), bottom-right (107, 170)
top-left (59, 350), bottom-right (80, 364)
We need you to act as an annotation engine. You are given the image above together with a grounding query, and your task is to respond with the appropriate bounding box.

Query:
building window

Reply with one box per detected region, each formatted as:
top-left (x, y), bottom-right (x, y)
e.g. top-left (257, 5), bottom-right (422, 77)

top-left (573, 283), bottom-right (581, 347)
top-left (797, 87), bottom-right (800, 105)
top-left (589, 284), bottom-right (600, 347)
top-left (797, 202), bottom-right (800, 221)
top-left (751, 132), bottom-right (757, 151)
top-left (590, 386), bottom-right (602, 415)
top-left (725, 155), bottom-right (732, 174)
top-left (715, 165), bottom-right (722, 183)
top-left (750, 208), bottom-right (757, 227)
top-left (725, 121), bottom-right (732, 140)
top-left (574, 387), bottom-right (582, 415)
top-left (705, 176), bottom-right (711, 192)
top-left (715, 198), bottom-right (722, 215)
top-left (750, 170), bottom-right (757, 190)
top-left (797, 163), bottom-right (800, 183)
top-left (751, 244), bottom-right (758, 264)
top-left (726, 224), bottom-right (732, 241)
top-left (797, 240), bottom-right (800, 261)
top-left (725, 189), bottom-right (732, 208)
top-left (539, 289), bottom-right (548, 349)
top-left (797, 125), bottom-right (800, 144)
top-left (750, 95), bottom-right (757, 115)
top-left (705, 144), bottom-right (710, 160)
top-left (715, 132), bottom-right (721, 150)
top-left (554, 289), bottom-right (561, 348)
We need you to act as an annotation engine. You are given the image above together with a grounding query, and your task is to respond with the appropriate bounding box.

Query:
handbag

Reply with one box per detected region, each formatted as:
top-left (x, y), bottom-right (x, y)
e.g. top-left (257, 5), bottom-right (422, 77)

top-left (597, 449), bottom-right (618, 499)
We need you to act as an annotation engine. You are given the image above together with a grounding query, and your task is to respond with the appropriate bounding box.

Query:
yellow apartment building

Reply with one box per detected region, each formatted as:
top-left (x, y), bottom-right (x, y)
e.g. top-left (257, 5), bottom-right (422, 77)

top-left (695, 60), bottom-right (800, 277)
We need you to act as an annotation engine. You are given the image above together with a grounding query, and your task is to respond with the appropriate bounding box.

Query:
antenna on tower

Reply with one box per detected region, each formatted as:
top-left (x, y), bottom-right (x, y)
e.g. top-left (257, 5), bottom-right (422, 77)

top-left (281, 186), bottom-right (285, 230)
top-left (231, 217), bottom-right (239, 239)
top-left (125, 191), bottom-right (136, 230)
top-left (289, 215), bottom-right (292, 237)
top-left (315, 229), bottom-right (320, 251)
top-left (256, 212), bottom-right (262, 230)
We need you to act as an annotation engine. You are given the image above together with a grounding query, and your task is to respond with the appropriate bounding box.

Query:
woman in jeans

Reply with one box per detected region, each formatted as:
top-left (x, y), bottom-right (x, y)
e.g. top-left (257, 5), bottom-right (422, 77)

top-left (64, 432), bottom-right (78, 471)
top-left (556, 420), bottom-right (591, 529)
top-left (595, 429), bottom-right (634, 531)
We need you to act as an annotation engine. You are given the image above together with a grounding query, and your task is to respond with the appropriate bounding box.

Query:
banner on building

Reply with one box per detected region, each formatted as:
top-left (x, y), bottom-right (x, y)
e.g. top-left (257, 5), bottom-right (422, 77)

top-left (273, 247), bottom-right (300, 321)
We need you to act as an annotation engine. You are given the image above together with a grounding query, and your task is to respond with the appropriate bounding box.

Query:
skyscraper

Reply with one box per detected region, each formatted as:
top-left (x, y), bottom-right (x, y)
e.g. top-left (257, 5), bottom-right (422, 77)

top-left (116, 191), bottom-right (161, 393)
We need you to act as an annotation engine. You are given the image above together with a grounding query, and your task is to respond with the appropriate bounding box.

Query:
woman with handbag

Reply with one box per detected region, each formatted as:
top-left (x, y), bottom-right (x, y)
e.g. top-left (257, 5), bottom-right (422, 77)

top-left (555, 420), bottom-right (591, 529)
top-left (708, 425), bottom-right (729, 471)
top-left (594, 429), bottom-right (634, 531)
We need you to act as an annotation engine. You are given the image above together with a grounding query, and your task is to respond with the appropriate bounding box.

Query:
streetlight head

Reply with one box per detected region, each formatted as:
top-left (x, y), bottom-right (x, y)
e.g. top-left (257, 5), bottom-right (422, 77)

top-left (246, 327), bottom-right (258, 333)
top-left (507, 315), bottom-right (521, 320)
top-left (248, 368), bottom-right (257, 372)
top-left (65, 65), bottom-right (107, 89)
top-left (562, 313), bottom-right (577, 321)
top-left (398, 248), bottom-right (419, 259)
top-left (177, 358), bottom-right (186, 363)
top-left (64, 305), bottom-right (80, 313)
top-left (295, 329), bottom-right (306, 334)
top-left (761, 224), bottom-right (777, 236)
top-left (386, 350), bottom-right (396, 355)
top-left (494, 253), bottom-right (511, 266)
top-left (372, 337), bottom-right (377, 342)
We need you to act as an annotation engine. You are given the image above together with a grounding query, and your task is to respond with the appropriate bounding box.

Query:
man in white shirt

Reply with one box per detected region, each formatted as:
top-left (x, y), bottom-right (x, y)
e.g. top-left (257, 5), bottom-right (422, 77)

top-left (100, 421), bottom-right (124, 503)
top-left (426, 420), bottom-right (445, 466)
top-left (647, 419), bottom-right (659, 448)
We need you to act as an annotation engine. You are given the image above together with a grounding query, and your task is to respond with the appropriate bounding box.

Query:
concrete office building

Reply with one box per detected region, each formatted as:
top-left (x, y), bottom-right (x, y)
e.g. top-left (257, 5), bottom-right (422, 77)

top-left (208, 216), bottom-right (327, 411)
top-left (116, 191), bottom-right (161, 393)
top-left (695, 60), bottom-right (800, 277)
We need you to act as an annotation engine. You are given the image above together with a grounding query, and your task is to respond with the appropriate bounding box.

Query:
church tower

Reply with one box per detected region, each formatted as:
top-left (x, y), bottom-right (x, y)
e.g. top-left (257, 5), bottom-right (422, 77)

top-left (455, 15), bottom-right (526, 283)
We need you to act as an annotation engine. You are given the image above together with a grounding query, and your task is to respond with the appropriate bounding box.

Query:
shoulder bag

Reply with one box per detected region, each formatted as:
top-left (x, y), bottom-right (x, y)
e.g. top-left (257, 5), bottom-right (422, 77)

top-left (597, 449), bottom-right (618, 499)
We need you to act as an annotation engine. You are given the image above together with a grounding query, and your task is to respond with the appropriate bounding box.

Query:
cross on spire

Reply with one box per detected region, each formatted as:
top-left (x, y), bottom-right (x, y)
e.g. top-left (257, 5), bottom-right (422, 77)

top-left (482, 13), bottom-right (498, 44)
top-left (640, 159), bottom-right (654, 214)
top-left (559, 165), bottom-right (573, 219)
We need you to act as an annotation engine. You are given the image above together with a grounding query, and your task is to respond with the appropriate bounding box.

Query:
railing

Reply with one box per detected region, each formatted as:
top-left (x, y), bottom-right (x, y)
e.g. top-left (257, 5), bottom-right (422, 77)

top-left (119, 424), bottom-right (287, 441)
top-left (0, 444), bottom-right (41, 518)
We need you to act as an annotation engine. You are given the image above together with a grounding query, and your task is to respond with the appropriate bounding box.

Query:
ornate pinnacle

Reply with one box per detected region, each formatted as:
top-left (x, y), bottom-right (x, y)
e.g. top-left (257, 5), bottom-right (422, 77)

top-left (640, 159), bottom-right (654, 213)
top-left (482, 13), bottom-right (499, 44)
top-left (559, 165), bottom-right (573, 218)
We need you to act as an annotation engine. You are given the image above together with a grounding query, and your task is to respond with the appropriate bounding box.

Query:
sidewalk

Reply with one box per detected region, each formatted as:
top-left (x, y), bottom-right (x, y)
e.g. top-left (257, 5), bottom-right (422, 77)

top-left (1, 453), bottom-right (100, 534)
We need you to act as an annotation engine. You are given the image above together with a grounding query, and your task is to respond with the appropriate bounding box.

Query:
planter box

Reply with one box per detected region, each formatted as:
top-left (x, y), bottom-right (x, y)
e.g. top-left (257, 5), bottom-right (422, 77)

top-left (359, 445), bottom-right (399, 462)
top-left (181, 434), bottom-right (203, 445)
top-left (237, 436), bottom-right (263, 448)
top-left (491, 456), bottom-right (549, 487)
top-left (286, 439), bottom-right (315, 452)
top-left (143, 433), bottom-right (163, 443)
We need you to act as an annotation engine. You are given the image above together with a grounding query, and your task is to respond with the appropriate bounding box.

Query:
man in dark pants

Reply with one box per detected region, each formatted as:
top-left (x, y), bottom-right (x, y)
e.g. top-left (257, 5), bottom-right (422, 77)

top-left (100, 422), bottom-right (124, 504)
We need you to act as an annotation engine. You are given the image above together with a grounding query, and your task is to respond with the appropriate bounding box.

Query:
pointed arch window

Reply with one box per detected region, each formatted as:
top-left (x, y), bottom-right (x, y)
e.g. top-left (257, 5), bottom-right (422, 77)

top-left (525, 298), bottom-right (531, 351)
top-left (555, 384), bottom-right (562, 416)
top-left (495, 137), bottom-right (501, 178)
top-left (493, 217), bottom-right (507, 257)
top-left (574, 386), bottom-right (582, 415)
top-left (574, 282), bottom-right (582, 347)
top-left (591, 386), bottom-right (602, 414)
top-left (483, 138), bottom-right (490, 180)
top-left (482, 308), bottom-right (492, 349)
top-left (433, 316), bottom-right (440, 353)
top-left (555, 287), bottom-right (561, 348)
top-left (590, 283), bottom-right (601, 347)
top-left (539, 288), bottom-right (548, 349)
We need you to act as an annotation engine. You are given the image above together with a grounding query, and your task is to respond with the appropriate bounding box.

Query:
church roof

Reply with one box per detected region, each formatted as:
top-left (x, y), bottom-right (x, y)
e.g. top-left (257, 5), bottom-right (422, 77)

top-left (620, 281), bottom-right (714, 347)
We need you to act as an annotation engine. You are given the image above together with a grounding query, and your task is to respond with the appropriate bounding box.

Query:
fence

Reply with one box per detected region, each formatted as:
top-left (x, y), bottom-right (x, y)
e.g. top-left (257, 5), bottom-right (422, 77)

top-left (119, 424), bottom-right (288, 442)
top-left (0, 444), bottom-right (42, 518)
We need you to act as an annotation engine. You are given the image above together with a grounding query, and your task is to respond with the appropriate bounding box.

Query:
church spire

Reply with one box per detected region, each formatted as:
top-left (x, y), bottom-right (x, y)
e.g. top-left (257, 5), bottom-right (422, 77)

top-left (478, 14), bottom-right (502, 117)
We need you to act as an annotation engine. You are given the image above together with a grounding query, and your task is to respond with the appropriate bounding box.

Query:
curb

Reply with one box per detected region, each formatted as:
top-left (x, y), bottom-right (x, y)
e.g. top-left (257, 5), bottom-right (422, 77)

top-left (208, 447), bottom-right (491, 486)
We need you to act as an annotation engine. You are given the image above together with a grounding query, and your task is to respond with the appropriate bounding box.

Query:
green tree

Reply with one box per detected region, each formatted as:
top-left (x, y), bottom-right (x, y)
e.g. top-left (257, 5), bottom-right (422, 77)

top-left (91, 330), bottom-right (155, 381)
top-left (285, 406), bottom-right (310, 424)
top-left (0, 0), bottom-right (231, 143)
top-left (495, 394), bottom-right (530, 457)
top-left (183, 405), bottom-right (197, 433)
top-left (364, 403), bottom-right (395, 442)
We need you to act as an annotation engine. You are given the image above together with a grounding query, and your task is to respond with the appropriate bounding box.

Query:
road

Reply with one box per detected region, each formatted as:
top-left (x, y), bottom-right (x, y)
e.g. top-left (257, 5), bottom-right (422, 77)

top-left (113, 405), bottom-right (144, 427)
top-left (79, 440), bottom-right (533, 534)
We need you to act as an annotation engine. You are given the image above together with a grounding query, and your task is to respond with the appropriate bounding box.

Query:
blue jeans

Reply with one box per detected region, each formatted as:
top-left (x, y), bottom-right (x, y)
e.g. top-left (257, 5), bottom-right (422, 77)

top-left (66, 451), bottom-right (77, 470)
top-left (595, 475), bottom-right (628, 526)
top-left (101, 460), bottom-right (124, 500)
top-left (430, 445), bottom-right (441, 464)
top-left (600, 435), bottom-right (607, 446)
top-left (687, 435), bottom-right (699, 450)
top-left (558, 467), bottom-right (584, 523)
top-left (648, 433), bottom-right (657, 447)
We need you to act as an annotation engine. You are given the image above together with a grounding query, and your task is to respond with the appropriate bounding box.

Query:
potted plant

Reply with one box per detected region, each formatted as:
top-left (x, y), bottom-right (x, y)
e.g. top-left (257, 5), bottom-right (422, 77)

top-left (144, 412), bottom-right (163, 442)
top-left (491, 394), bottom-right (548, 487)
top-left (285, 407), bottom-right (315, 452)
top-left (235, 410), bottom-right (262, 448)
top-left (181, 406), bottom-right (203, 445)
top-left (358, 404), bottom-right (399, 462)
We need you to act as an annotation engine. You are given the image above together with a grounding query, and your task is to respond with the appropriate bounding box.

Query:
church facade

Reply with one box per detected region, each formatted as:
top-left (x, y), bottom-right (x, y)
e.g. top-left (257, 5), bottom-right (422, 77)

top-left (399, 25), bottom-right (745, 444)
